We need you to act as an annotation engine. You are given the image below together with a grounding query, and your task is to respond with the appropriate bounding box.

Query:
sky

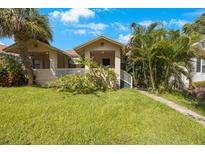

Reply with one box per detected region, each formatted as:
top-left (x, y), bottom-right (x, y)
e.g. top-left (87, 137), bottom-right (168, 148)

top-left (0, 8), bottom-right (205, 51)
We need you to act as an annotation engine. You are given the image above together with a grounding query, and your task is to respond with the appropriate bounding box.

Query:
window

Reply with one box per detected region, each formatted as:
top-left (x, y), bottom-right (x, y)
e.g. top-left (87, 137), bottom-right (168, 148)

top-left (102, 58), bottom-right (110, 66)
top-left (196, 58), bottom-right (205, 73)
top-left (202, 60), bottom-right (205, 73)
top-left (32, 58), bottom-right (40, 69)
top-left (196, 58), bottom-right (201, 72)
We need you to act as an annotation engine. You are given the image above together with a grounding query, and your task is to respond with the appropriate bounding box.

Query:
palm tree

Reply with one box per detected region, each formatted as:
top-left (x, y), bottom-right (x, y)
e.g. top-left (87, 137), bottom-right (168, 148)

top-left (129, 22), bottom-right (164, 91)
top-left (154, 30), bottom-right (199, 90)
top-left (183, 13), bottom-right (205, 36)
top-left (128, 22), bottom-right (202, 92)
top-left (0, 9), bottom-right (52, 85)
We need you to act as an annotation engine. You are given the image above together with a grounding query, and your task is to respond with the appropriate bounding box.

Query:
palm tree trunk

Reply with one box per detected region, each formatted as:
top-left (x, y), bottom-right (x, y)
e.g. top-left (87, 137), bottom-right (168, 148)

top-left (165, 66), bottom-right (170, 90)
top-left (142, 61), bottom-right (147, 86)
top-left (148, 58), bottom-right (156, 92)
top-left (132, 62), bottom-right (136, 85)
top-left (17, 39), bottom-right (34, 85)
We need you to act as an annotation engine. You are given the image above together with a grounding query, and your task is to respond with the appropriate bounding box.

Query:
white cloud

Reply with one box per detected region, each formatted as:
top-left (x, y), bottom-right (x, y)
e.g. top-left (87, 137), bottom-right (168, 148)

top-left (138, 19), bottom-right (188, 28)
top-left (118, 34), bottom-right (132, 44)
top-left (168, 19), bottom-right (188, 27)
top-left (88, 23), bottom-right (108, 30)
top-left (77, 23), bottom-right (108, 31)
top-left (139, 20), bottom-right (168, 27)
top-left (0, 41), bottom-right (5, 45)
top-left (89, 31), bottom-right (103, 36)
top-left (73, 29), bottom-right (86, 35)
top-left (139, 20), bottom-right (154, 27)
top-left (112, 22), bottom-right (127, 31)
top-left (50, 8), bottom-right (95, 23)
top-left (62, 23), bottom-right (108, 36)
top-left (94, 8), bottom-right (111, 13)
top-left (50, 10), bottom-right (61, 18)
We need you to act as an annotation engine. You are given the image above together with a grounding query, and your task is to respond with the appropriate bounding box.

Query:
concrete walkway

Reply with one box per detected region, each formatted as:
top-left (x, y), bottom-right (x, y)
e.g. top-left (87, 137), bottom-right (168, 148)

top-left (136, 89), bottom-right (205, 126)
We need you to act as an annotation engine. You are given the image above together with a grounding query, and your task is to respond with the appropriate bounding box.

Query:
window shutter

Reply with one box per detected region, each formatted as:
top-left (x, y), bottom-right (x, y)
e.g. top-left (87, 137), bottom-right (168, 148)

top-left (196, 58), bottom-right (201, 72)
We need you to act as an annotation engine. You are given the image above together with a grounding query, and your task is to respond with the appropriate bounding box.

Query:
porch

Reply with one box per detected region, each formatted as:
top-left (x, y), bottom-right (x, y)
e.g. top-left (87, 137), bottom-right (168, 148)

top-left (31, 51), bottom-right (82, 84)
top-left (33, 68), bottom-right (85, 84)
top-left (74, 35), bottom-right (123, 85)
top-left (33, 68), bottom-right (132, 88)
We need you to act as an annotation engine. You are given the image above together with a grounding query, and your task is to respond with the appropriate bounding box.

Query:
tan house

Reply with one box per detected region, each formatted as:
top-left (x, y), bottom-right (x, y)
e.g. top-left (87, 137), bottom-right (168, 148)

top-left (3, 35), bottom-right (132, 88)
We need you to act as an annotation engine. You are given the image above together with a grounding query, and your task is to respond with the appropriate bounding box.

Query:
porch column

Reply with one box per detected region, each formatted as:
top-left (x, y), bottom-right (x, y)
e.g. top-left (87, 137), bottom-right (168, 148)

top-left (85, 50), bottom-right (90, 71)
top-left (49, 51), bottom-right (57, 76)
top-left (115, 49), bottom-right (121, 85)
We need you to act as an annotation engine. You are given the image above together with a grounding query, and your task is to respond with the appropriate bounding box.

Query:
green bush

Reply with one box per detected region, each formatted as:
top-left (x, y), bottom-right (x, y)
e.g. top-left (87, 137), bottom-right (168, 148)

top-left (0, 53), bottom-right (27, 87)
top-left (48, 74), bottom-right (96, 93)
top-left (47, 59), bottom-right (118, 93)
top-left (192, 81), bottom-right (205, 87)
top-left (83, 59), bottom-right (118, 90)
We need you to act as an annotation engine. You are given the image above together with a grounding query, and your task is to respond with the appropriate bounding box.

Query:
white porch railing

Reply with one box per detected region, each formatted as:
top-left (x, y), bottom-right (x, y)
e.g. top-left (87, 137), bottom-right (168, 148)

top-left (33, 68), bottom-right (133, 88)
top-left (55, 68), bottom-right (85, 77)
top-left (120, 70), bottom-right (133, 88)
top-left (33, 69), bottom-right (57, 84)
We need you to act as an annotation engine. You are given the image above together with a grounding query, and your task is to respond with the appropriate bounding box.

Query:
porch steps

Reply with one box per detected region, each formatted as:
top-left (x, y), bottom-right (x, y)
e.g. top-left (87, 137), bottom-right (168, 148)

top-left (120, 70), bottom-right (133, 88)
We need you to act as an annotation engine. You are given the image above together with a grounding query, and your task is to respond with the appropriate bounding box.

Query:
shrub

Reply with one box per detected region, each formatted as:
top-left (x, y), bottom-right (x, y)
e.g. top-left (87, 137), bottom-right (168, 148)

top-left (192, 81), bottom-right (205, 87)
top-left (47, 74), bottom-right (96, 93)
top-left (47, 59), bottom-right (118, 93)
top-left (85, 60), bottom-right (118, 90)
top-left (0, 53), bottom-right (27, 87)
top-left (190, 81), bottom-right (205, 100)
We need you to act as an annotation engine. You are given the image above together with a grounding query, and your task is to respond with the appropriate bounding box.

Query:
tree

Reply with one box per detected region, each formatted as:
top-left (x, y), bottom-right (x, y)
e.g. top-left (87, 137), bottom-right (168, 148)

top-left (0, 9), bottom-right (52, 85)
top-left (154, 30), bottom-right (199, 90)
top-left (183, 13), bottom-right (205, 36)
top-left (183, 13), bottom-right (205, 87)
top-left (128, 22), bottom-right (165, 91)
top-left (128, 22), bottom-right (202, 92)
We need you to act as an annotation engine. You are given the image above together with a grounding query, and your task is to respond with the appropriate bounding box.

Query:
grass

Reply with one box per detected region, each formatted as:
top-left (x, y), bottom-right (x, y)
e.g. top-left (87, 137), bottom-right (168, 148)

top-left (159, 91), bottom-right (205, 117)
top-left (0, 87), bottom-right (205, 144)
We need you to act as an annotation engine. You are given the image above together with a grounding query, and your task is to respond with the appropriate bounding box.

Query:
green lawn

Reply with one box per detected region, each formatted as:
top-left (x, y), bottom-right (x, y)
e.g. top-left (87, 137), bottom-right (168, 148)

top-left (0, 87), bottom-right (205, 144)
top-left (160, 92), bottom-right (205, 117)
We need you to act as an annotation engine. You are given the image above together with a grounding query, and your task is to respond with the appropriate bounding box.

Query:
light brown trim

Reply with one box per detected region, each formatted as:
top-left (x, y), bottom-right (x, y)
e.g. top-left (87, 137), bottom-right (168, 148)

top-left (74, 35), bottom-right (124, 51)
top-left (3, 39), bottom-right (69, 57)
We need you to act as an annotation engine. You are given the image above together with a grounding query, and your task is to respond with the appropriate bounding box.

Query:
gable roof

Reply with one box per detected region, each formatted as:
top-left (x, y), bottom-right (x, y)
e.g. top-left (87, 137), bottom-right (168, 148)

top-left (74, 35), bottom-right (124, 51)
top-left (64, 50), bottom-right (79, 58)
top-left (0, 44), bottom-right (6, 51)
top-left (0, 44), bottom-right (19, 57)
top-left (3, 40), bottom-right (69, 57)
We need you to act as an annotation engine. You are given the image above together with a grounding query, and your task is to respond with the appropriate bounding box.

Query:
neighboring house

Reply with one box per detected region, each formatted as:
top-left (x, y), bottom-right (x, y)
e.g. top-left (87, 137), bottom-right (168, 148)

top-left (3, 39), bottom-right (71, 84)
top-left (64, 50), bottom-right (82, 68)
top-left (0, 44), bottom-right (19, 57)
top-left (190, 40), bottom-right (205, 83)
top-left (0, 44), bottom-right (6, 51)
top-left (3, 36), bottom-right (133, 88)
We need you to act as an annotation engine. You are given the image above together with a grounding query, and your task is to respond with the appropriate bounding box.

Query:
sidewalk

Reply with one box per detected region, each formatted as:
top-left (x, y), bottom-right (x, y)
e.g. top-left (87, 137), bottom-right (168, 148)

top-left (136, 89), bottom-right (205, 126)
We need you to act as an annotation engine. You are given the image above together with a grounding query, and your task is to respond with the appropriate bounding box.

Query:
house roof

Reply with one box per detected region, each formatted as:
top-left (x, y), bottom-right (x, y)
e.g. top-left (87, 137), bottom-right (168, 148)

top-left (74, 35), bottom-right (125, 52)
top-left (0, 44), bottom-right (6, 51)
top-left (64, 50), bottom-right (79, 58)
top-left (3, 39), bottom-right (69, 57)
top-left (0, 44), bottom-right (19, 56)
